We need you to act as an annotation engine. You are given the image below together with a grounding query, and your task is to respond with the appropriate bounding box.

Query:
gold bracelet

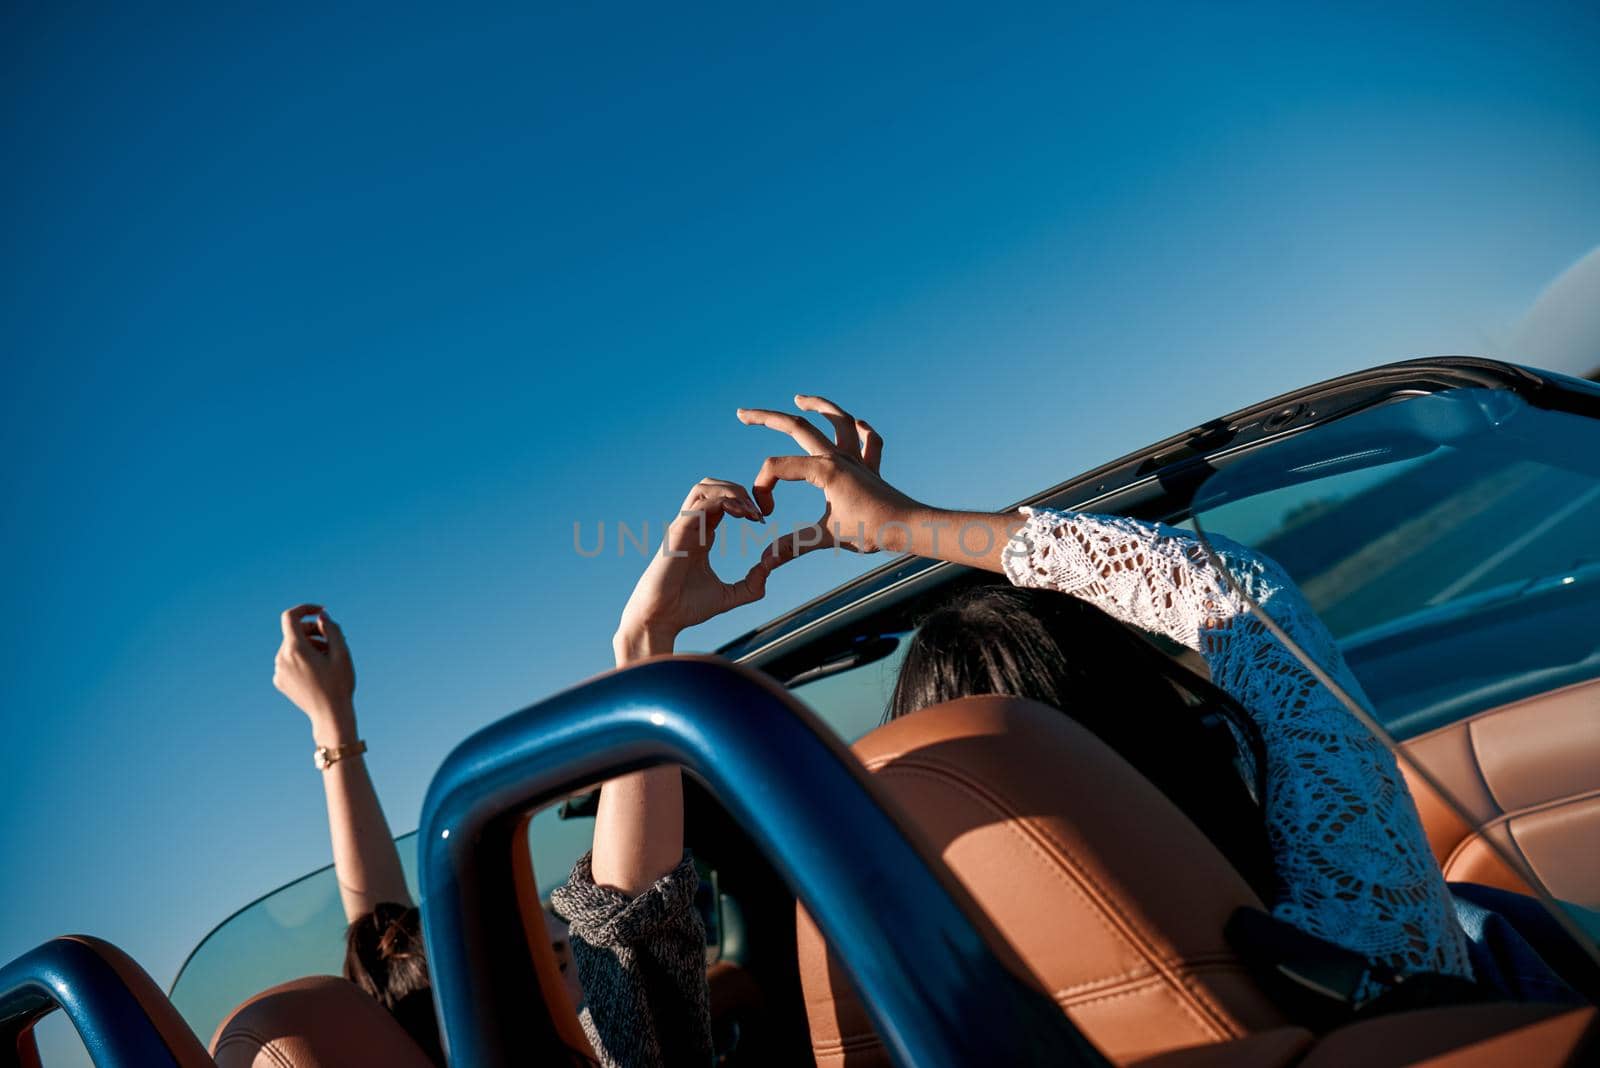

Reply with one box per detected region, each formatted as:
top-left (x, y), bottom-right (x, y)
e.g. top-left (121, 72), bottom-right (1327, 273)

top-left (313, 739), bottom-right (367, 771)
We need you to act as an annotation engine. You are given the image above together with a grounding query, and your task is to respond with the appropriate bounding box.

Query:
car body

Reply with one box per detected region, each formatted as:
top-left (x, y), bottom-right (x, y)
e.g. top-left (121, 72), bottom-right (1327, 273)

top-left (5, 356), bottom-right (1598, 1066)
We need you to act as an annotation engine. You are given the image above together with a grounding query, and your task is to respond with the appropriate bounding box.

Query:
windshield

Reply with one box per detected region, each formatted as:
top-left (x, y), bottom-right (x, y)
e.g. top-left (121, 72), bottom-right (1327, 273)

top-left (167, 656), bottom-right (903, 1044)
top-left (1188, 385), bottom-right (1600, 948)
top-left (169, 804), bottom-right (597, 1043)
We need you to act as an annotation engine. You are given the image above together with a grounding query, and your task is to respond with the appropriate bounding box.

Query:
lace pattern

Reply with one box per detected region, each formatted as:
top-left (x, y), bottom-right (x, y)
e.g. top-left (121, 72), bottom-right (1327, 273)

top-left (1002, 507), bottom-right (1473, 982)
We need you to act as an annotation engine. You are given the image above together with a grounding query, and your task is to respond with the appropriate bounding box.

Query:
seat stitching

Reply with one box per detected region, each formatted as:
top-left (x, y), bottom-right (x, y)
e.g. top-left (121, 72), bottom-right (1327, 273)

top-left (1466, 716), bottom-right (1511, 816)
top-left (1448, 785), bottom-right (1600, 838)
top-left (810, 1031), bottom-right (888, 1054)
top-left (890, 756), bottom-right (1240, 1032)
top-left (881, 760), bottom-right (1235, 1040)
top-left (1440, 789), bottom-right (1600, 879)
top-left (893, 753), bottom-right (1255, 1034)
top-left (1059, 975), bottom-right (1168, 1008)
top-left (1056, 975), bottom-right (1220, 1044)
top-left (1052, 969), bottom-right (1165, 997)
top-left (213, 1029), bottom-right (294, 1068)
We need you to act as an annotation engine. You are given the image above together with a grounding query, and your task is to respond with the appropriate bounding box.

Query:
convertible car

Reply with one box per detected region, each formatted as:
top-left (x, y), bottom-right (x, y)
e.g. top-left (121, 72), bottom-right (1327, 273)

top-left (4, 357), bottom-right (1598, 1066)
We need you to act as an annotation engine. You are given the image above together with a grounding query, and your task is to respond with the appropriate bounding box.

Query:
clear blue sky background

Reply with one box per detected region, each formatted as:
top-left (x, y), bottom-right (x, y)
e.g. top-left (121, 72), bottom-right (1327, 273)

top-left (4, 2), bottom-right (1598, 1061)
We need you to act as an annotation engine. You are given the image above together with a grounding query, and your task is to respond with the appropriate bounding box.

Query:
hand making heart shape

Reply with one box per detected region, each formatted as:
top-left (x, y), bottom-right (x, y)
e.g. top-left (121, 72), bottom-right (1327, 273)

top-left (616, 393), bottom-right (1008, 663)
top-left (737, 394), bottom-right (928, 568)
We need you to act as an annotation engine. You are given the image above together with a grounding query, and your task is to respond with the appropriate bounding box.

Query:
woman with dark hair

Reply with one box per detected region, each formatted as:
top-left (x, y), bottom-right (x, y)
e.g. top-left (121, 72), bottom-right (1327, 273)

top-left (271, 605), bottom-right (449, 1061)
top-left (888, 583), bottom-right (1275, 900)
top-left (336, 901), bottom-right (591, 1065)
top-left (341, 903), bottom-right (443, 1064)
top-left (740, 393), bottom-right (1476, 997)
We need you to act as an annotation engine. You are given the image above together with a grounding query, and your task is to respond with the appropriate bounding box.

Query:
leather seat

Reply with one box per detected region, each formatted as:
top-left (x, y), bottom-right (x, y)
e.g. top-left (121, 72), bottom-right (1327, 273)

top-left (797, 695), bottom-right (1289, 1065)
top-left (210, 975), bottom-right (437, 1068)
top-left (1397, 676), bottom-right (1600, 905)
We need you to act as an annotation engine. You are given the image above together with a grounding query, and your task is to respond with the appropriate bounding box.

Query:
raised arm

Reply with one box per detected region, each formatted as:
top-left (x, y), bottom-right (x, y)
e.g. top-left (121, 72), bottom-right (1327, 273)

top-left (591, 478), bottom-right (771, 894)
top-left (273, 605), bottom-right (411, 923)
top-left (551, 478), bottom-right (770, 1067)
top-left (737, 396), bottom-right (1243, 656)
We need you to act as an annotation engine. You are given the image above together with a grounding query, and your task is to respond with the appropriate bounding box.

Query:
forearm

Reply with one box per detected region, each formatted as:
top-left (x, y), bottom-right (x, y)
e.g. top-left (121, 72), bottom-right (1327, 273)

top-left (590, 628), bottom-right (686, 898)
top-left (898, 507), bottom-right (1027, 574)
top-left (312, 709), bottom-right (412, 922)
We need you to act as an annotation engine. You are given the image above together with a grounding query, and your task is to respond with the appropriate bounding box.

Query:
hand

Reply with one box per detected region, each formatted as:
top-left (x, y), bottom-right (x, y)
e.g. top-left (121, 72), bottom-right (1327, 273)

top-left (738, 394), bottom-right (925, 565)
top-left (274, 604), bottom-right (357, 742)
top-left (614, 479), bottom-right (773, 663)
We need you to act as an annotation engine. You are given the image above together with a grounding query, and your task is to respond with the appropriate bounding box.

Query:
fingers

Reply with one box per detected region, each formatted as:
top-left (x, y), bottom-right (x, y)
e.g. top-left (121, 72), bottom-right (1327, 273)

top-left (673, 496), bottom-right (729, 552)
top-left (789, 395), bottom-right (882, 470)
top-left (300, 617), bottom-right (329, 651)
top-left (751, 455), bottom-right (829, 515)
top-left (736, 407), bottom-right (834, 457)
top-left (760, 524), bottom-right (833, 569)
top-left (676, 485), bottom-right (762, 552)
top-left (319, 609), bottom-right (349, 659)
top-left (793, 394), bottom-right (859, 453)
top-left (726, 557), bottom-right (773, 609)
top-left (682, 477), bottom-right (762, 522)
top-left (761, 532), bottom-right (802, 569)
top-left (280, 604), bottom-right (323, 645)
top-left (857, 418), bottom-right (883, 472)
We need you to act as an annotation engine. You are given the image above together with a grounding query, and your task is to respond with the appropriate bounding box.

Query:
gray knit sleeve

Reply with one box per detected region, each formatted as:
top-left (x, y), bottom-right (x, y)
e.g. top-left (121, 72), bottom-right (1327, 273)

top-left (549, 851), bottom-right (713, 1068)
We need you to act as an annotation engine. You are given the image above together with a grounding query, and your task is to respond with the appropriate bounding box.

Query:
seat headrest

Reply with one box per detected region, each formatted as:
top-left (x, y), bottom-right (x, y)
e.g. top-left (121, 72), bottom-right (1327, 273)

top-left (210, 975), bottom-right (438, 1068)
top-left (797, 695), bottom-right (1287, 1066)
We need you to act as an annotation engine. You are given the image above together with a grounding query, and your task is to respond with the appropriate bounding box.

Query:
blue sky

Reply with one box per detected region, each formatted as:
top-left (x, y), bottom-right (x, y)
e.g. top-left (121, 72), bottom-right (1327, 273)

top-left (3, 2), bottom-right (1598, 1060)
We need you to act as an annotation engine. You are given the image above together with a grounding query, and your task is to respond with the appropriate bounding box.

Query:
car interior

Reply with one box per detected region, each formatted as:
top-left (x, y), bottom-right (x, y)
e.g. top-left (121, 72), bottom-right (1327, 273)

top-left (161, 364), bottom-right (1600, 1067)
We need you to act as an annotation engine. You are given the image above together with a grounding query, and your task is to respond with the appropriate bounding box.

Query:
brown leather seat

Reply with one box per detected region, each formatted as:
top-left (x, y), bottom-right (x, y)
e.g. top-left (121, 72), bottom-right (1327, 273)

top-left (797, 695), bottom-right (1289, 1065)
top-left (1397, 676), bottom-right (1600, 905)
top-left (210, 975), bottom-right (437, 1068)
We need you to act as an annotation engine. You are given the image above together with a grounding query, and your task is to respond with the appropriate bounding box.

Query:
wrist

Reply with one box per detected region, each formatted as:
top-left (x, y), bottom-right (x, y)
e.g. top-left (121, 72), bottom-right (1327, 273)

top-left (309, 702), bottom-right (359, 748)
top-left (868, 490), bottom-right (934, 552)
top-left (613, 623), bottom-right (677, 666)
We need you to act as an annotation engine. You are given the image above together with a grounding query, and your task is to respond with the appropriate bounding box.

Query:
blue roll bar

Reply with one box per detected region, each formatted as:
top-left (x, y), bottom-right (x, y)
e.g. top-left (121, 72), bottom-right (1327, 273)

top-left (0, 936), bottom-right (208, 1068)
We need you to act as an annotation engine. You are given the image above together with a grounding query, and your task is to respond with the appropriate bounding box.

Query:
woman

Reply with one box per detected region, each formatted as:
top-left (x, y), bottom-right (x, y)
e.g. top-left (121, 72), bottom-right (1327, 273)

top-left (271, 475), bottom-right (775, 1067)
top-left (544, 391), bottom-right (1486, 1046)
top-left (272, 605), bottom-right (451, 1059)
top-left (885, 582), bottom-right (1276, 902)
top-left (739, 393), bottom-right (1475, 992)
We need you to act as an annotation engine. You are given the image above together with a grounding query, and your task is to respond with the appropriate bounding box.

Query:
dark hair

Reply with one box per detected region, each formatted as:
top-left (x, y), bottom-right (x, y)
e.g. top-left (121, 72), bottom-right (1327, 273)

top-left (344, 903), bottom-right (445, 1066)
top-left (344, 904), bottom-right (598, 1068)
top-left (889, 585), bottom-right (1274, 898)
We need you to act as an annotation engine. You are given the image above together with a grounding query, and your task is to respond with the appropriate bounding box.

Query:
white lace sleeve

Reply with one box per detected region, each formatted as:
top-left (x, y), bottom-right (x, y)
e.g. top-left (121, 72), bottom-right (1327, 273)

top-left (1002, 507), bottom-right (1473, 984)
top-left (999, 507), bottom-right (1243, 651)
